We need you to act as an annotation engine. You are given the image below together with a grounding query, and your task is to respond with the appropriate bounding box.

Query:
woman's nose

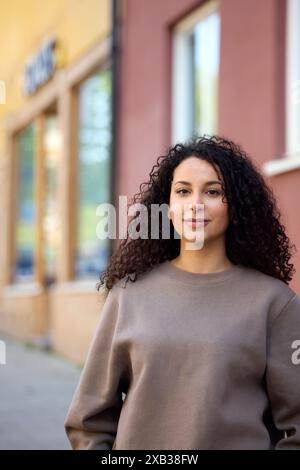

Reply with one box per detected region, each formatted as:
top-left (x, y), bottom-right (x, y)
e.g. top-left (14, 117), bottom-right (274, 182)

top-left (185, 200), bottom-right (205, 215)
top-left (192, 196), bottom-right (205, 208)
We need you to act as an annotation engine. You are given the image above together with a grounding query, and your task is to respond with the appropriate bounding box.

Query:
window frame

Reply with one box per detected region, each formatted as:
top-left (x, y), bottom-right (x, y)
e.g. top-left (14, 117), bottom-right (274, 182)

top-left (72, 65), bottom-right (113, 280)
top-left (262, 0), bottom-right (300, 176)
top-left (171, 0), bottom-right (220, 144)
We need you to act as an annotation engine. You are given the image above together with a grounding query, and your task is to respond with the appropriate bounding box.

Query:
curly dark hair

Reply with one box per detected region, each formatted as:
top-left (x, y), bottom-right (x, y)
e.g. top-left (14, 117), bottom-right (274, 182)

top-left (96, 135), bottom-right (296, 291)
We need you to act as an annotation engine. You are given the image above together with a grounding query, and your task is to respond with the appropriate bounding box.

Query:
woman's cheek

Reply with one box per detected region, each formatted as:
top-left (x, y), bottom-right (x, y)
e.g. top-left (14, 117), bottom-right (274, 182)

top-left (169, 202), bottom-right (185, 236)
top-left (214, 208), bottom-right (230, 231)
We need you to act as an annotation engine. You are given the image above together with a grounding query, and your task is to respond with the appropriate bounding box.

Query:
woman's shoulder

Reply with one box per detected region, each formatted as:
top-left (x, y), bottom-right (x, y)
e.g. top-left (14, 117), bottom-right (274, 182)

top-left (239, 265), bottom-right (299, 320)
top-left (106, 262), bottom-right (166, 296)
top-left (241, 265), bottom-right (296, 294)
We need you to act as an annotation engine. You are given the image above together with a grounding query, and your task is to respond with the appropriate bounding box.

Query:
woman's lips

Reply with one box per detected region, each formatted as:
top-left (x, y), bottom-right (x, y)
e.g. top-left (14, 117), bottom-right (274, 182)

top-left (183, 219), bottom-right (211, 227)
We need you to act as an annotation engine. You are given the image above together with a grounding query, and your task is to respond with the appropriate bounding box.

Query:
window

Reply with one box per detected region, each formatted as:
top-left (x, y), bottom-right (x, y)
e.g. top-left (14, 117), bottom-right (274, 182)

top-left (75, 67), bottom-right (112, 279)
top-left (43, 112), bottom-right (60, 285)
top-left (262, 0), bottom-right (300, 176)
top-left (172, 1), bottom-right (221, 143)
top-left (286, 0), bottom-right (300, 158)
top-left (15, 124), bottom-right (36, 281)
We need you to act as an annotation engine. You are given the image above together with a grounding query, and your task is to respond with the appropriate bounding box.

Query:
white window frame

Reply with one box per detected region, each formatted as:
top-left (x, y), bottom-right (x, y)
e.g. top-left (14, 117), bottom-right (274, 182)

top-left (262, 0), bottom-right (300, 176)
top-left (171, 0), bottom-right (220, 145)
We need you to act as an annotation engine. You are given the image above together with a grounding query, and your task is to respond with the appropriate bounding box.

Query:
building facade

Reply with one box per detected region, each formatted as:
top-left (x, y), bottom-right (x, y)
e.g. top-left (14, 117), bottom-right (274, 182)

top-left (0, 0), bottom-right (112, 364)
top-left (1, 0), bottom-right (300, 365)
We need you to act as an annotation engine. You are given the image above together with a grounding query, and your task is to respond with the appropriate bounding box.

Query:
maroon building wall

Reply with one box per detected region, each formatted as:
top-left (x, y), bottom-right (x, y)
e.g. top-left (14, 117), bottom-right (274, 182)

top-left (219, 0), bottom-right (286, 165)
top-left (117, 0), bottom-right (300, 292)
top-left (117, 0), bottom-right (201, 202)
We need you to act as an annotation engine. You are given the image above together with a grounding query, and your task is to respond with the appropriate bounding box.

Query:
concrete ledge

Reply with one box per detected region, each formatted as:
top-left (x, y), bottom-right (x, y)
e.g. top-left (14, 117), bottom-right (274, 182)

top-left (262, 154), bottom-right (300, 176)
top-left (2, 282), bottom-right (44, 297)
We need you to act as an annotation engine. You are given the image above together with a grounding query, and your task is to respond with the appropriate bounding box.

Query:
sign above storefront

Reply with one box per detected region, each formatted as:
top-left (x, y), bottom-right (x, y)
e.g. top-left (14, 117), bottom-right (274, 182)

top-left (23, 38), bottom-right (56, 95)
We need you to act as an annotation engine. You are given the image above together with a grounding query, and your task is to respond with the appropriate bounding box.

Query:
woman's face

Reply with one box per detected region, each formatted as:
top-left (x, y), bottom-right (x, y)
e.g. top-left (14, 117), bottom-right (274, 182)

top-left (168, 156), bottom-right (230, 245)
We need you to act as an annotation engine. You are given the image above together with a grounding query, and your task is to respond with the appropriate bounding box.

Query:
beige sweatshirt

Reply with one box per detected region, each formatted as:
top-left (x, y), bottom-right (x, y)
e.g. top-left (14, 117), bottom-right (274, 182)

top-left (64, 261), bottom-right (300, 450)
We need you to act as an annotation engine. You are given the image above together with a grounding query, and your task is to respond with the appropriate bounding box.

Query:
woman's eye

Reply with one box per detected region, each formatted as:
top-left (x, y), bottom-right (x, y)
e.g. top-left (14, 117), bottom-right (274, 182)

top-left (207, 189), bottom-right (221, 196)
top-left (175, 188), bottom-right (222, 196)
top-left (176, 189), bottom-right (189, 195)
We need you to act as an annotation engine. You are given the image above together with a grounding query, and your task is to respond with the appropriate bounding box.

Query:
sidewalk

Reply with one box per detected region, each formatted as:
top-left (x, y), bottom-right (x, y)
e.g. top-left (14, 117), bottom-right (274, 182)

top-left (0, 335), bottom-right (81, 450)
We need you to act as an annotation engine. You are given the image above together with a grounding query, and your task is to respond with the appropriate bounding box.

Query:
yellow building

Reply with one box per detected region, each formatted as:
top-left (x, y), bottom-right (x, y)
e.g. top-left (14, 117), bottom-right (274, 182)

top-left (0, 0), bottom-right (113, 364)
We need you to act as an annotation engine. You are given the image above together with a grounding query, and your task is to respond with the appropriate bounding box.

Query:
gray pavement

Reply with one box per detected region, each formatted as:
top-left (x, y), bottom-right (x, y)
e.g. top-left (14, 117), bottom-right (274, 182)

top-left (0, 335), bottom-right (82, 450)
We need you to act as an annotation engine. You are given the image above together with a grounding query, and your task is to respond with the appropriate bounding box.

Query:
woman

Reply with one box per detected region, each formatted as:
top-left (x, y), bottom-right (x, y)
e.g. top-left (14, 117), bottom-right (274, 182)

top-left (65, 135), bottom-right (300, 450)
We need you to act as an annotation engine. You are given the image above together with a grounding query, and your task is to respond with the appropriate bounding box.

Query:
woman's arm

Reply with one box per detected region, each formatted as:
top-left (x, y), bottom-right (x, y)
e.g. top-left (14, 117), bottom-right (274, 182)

top-left (64, 286), bottom-right (128, 450)
top-left (266, 293), bottom-right (300, 449)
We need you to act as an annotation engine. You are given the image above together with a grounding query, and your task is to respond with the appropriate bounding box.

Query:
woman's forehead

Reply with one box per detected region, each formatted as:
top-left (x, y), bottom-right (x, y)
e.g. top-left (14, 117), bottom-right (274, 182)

top-left (172, 157), bottom-right (222, 183)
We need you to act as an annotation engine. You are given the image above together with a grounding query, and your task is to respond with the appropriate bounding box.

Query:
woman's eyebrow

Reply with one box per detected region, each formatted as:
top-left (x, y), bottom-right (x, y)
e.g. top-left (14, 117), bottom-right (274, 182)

top-left (174, 180), bottom-right (222, 186)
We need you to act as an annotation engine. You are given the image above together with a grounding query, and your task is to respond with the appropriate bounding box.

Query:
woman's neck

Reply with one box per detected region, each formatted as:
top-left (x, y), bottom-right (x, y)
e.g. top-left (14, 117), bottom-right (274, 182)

top-left (171, 240), bottom-right (233, 274)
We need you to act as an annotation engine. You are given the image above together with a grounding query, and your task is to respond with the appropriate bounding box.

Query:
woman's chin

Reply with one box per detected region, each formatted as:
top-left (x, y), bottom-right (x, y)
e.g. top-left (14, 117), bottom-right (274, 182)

top-left (181, 232), bottom-right (205, 248)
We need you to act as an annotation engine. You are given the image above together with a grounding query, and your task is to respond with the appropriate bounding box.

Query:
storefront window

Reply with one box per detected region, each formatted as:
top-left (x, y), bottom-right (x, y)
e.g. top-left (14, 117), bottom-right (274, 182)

top-left (44, 113), bottom-right (60, 285)
top-left (76, 67), bottom-right (112, 279)
top-left (15, 124), bottom-right (36, 281)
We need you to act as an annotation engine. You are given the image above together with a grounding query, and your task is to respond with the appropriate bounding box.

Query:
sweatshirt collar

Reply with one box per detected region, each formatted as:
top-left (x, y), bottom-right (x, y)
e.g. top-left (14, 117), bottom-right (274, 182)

top-left (158, 260), bottom-right (244, 285)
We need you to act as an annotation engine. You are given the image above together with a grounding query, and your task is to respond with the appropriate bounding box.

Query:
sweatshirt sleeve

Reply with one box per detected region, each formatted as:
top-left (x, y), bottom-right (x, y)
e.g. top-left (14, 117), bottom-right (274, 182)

top-left (64, 285), bottom-right (129, 450)
top-left (265, 293), bottom-right (300, 449)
